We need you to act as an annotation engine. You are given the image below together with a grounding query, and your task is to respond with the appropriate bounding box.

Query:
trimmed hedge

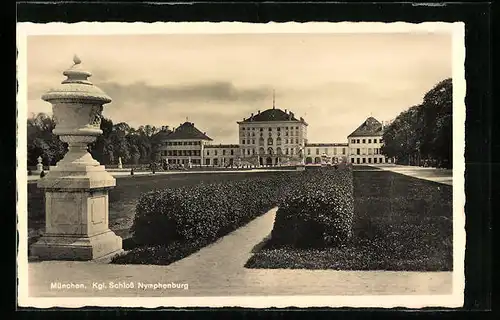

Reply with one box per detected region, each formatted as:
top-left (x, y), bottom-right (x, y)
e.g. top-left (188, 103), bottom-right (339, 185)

top-left (130, 172), bottom-right (301, 246)
top-left (271, 167), bottom-right (354, 248)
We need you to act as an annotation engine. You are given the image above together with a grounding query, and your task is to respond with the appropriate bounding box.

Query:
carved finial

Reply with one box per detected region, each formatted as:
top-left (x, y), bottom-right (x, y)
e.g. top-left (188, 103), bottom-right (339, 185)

top-left (73, 54), bottom-right (82, 65)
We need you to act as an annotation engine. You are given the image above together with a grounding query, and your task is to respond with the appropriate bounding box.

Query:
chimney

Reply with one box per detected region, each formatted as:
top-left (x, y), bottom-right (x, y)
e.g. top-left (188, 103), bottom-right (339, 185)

top-left (258, 110), bottom-right (261, 114)
top-left (251, 113), bottom-right (254, 117)
top-left (285, 109), bottom-right (287, 113)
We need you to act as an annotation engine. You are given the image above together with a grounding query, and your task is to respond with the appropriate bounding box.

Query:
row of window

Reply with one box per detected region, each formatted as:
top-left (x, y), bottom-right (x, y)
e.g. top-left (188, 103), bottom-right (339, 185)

top-left (350, 138), bottom-right (382, 144)
top-left (350, 157), bottom-right (388, 164)
top-left (242, 137), bottom-right (300, 145)
top-left (351, 148), bottom-right (381, 156)
top-left (242, 126), bottom-right (300, 131)
top-left (306, 148), bottom-right (347, 156)
top-left (162, 150), bottom-right (203, 156)
top-left (166, 141), bottom-right (202, 146)
top-left (243, 131), bottom-right (299, 137)
top-left (240, 147), bottom-right (300, 156)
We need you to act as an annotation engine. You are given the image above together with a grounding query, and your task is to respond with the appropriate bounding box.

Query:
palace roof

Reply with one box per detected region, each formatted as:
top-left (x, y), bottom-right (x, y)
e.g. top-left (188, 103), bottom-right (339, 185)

top-left (239, 108), bottom-right (307, 124)
top-left (306, 143), bottom-right (348, 147)
top-left (347, 117), bottom-right (383, 138)
top-left (163, 122), bottom-right (213, 141)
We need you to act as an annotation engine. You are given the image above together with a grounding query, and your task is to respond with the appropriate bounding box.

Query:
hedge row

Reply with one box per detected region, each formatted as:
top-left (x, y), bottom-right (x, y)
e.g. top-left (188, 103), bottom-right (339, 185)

top-left (130, 172), bottom-right (301, 246)
top-left (271, 166), bottom-right (354, 248)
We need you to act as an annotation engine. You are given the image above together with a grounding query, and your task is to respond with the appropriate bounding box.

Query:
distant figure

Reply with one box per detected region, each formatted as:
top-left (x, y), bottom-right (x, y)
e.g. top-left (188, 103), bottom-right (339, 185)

top-left (130, 168), bottom-right (134, 176)
top-left (40, 170), bottom-right (46, 178)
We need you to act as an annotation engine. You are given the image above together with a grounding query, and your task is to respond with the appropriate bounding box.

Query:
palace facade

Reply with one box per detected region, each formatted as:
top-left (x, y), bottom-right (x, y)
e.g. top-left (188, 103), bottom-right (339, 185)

top-left (156, 107), bottom-right (393, 167)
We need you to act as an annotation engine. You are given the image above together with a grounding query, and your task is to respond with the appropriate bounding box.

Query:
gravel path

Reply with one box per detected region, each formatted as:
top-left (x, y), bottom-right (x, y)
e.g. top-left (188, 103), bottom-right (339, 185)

top-left (372, 165), bottom-right (452, 185)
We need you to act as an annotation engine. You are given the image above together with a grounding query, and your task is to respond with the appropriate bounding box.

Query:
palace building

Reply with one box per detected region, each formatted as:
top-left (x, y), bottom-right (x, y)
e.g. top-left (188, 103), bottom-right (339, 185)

top-left (157, 106), bottom-right (392, 167)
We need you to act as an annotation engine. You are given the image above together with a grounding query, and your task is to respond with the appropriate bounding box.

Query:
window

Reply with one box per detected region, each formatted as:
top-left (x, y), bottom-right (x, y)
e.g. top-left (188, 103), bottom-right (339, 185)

top-left (342, 148), bottom-right (346, 155)
top-left (259, 137), bottom-right (264, 146)
top-left (277, 137), bottom-right (282, 145)
top-left (252, 139), bottom-right (255, 144)
top-left (247, 149), bottom-right (251, 155)
top-left (242, 128), bottom-right (245, 131)
top-left (285, 132), bottom-right (289, 136)
top-left (252, 149), bottom-right (255, 155)
top-left (324, 148), bottom-right (328, 154)
top-left (375, 148), bottom-right (379, 154)
top-left (205, 159), bottom-right (210, 165)
top-left (286, 148), bottom-right (289, 155)
top-left (268, 137), bottom-right (273, 145)
top-left (351, 139), bottom-right (355, 144)
top-left (362, 139), bottom-right (366, 143)
top-left (307, 149), bottom-right (311, 155)
top-left (295, 138), bottom-right (299, 144)
top-left (357, 139), bottom-right (360, 143)
top-left (374, 158), bottom-right (377, 163)
top-left (277, 127), bottom-right (281, 131)
top-left (368, 139), bottom-right (371, 143)
top-left (368, 148), bottom-right (373, 155)
top-left (316, 148), bottom-right (319, 155)
top-left (206, 150), bottom-right (210, 156)
top-left (362, 158), bottom-right (366, 163)
top-left (260, 128), bottom-right (263, 132)
top-left (231, 150), bottom-right (234, 155)
top-left (285, 139), bottom-right (288, 144)
top-left (268, 128), bottom-right (272, 131)
top-left (368, 158), bottom-right (372, 163)
top-left (242, 140), bottom-right (245, 144)
top-left (351, 158), bottom-right (355, 163)
top-left (215, 151), bottom-right (218, 156)
top-left (357, 148), bottom-right (360, 155)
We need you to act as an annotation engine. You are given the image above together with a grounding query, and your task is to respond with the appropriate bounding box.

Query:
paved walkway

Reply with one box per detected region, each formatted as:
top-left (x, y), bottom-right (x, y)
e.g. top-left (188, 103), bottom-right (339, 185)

top-left (26, 208), bottom-right (452, 299)
top-left (372, 164), bottom-right (453, 185)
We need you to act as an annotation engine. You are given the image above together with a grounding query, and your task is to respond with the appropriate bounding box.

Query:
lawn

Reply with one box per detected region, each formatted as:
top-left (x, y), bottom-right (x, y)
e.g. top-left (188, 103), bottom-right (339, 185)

top-left (245, 170), bottom-right (453, 271)
top-left (26, 171), bottom-right (288, 252)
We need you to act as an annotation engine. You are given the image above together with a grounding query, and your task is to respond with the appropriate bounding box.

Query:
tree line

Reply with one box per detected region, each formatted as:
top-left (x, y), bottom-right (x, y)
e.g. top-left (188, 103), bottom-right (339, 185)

top-left (27, 113), bottom-right (169, 167)
top-left (381, 78), bottom-right (452, 168)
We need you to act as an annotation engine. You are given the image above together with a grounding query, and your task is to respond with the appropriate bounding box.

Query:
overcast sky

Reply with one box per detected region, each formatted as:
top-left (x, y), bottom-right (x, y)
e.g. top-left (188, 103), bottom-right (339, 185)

top-left (26, 33), bottom-right (452, 143)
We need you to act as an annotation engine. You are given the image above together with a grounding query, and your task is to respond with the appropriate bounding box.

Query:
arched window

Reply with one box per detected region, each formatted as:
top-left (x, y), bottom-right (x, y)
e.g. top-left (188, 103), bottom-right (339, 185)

top-left (267, 137), bottom-right (273, 145)
top-left (276, 137), bottom-right (282, 145)
top-left (268, 147), bottom-right (274, 155)
top-left (276, 147), bottom-right (283, 155)
top-left (259, 137), bottom-right (264, 146)
top-left (259, 147), bottom-right (265, 155)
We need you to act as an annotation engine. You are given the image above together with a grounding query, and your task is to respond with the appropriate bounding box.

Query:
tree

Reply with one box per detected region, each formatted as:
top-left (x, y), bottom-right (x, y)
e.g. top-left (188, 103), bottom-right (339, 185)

top-left (27, 113), bottom-right (66, 166)
top-left (381, 78), bottom-right (452, 168)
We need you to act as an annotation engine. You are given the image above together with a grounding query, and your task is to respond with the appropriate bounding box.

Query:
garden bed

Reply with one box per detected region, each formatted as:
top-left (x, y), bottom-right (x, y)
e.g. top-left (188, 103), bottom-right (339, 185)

top-left (245, 170), bottom-right (453, 271)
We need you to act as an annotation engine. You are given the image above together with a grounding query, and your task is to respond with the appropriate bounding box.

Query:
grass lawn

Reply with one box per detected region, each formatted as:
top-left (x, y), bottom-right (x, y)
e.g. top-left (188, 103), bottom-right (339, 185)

top-left (245, 170), bottom-right (453, 271)
top-left (26, 171), bottom-right (288, 253)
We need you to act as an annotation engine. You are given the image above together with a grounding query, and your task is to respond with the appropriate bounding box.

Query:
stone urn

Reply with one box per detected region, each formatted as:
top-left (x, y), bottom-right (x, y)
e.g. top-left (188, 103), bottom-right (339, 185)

top-left (31, 55), bottom-right (123, 261)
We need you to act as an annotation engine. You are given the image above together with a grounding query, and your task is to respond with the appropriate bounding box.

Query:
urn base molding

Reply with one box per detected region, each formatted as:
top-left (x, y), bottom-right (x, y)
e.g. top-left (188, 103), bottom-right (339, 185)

top-left (31, 230), bottom-right (123, 261)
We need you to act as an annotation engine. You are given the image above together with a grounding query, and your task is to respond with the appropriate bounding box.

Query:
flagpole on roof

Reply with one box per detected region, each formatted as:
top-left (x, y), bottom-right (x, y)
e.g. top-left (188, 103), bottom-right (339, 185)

top-left (273, 89), bottom-right (275, 109)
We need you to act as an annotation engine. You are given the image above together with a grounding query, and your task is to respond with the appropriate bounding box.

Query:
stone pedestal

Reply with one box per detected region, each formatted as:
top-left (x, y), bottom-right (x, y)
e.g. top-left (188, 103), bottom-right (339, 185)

top-left (30, 55), bottom-right (123, 261)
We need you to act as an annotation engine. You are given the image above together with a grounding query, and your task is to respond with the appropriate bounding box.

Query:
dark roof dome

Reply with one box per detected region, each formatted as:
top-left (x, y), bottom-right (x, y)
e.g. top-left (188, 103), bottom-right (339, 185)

top-left (242, 108), bottom-right (300, 122)
top-left (348, 117), bottom-right (383, 137)
top-left (164, 121), bottom-right (212, 140)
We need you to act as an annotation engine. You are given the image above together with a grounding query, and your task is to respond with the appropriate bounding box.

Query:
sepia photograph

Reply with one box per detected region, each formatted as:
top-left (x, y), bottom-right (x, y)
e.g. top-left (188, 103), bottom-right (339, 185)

top-left (17, 22), bottom-right (465, 308)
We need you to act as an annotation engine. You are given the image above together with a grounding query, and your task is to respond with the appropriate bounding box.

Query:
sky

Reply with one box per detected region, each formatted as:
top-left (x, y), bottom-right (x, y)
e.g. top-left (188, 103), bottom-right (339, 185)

top-left (26, 33), bottom-right (452, 144)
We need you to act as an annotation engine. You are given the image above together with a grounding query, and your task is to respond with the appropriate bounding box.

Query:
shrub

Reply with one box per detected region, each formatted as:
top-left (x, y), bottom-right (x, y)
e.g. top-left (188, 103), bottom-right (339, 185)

top-left (271, 167), bottom-right (354, 248)
top-left (130, 172), bottom-right (298, 246)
